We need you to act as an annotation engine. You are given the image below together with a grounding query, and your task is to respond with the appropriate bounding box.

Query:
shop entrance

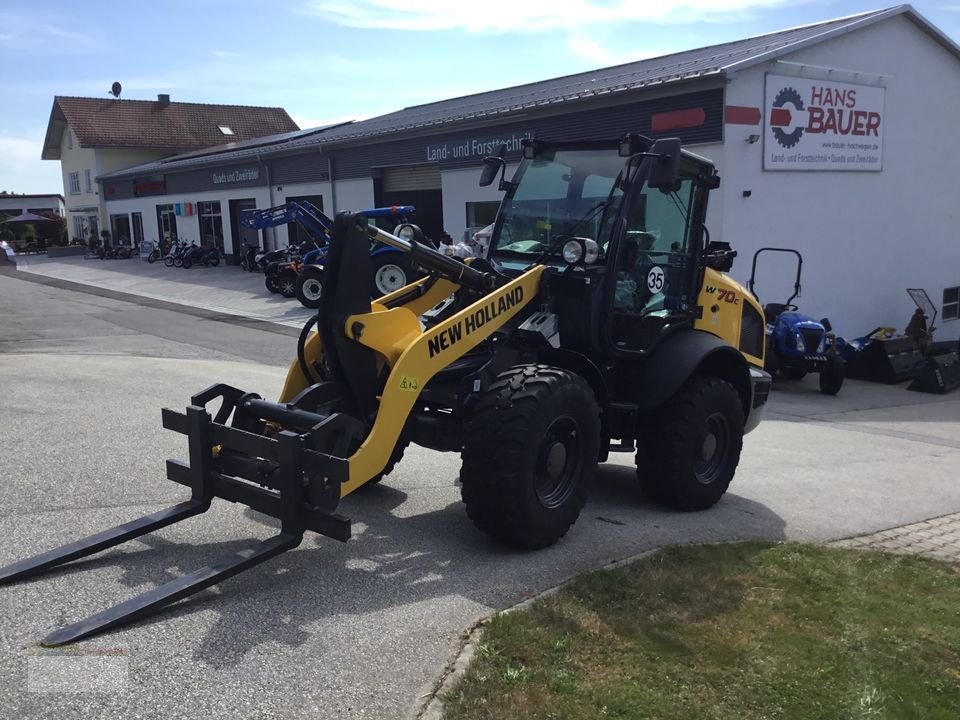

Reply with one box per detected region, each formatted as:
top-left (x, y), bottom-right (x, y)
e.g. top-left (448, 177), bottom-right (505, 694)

top-left (376, 165), bottom-right (444, 241)
top-left (229, 198), bottom-right (260, 264)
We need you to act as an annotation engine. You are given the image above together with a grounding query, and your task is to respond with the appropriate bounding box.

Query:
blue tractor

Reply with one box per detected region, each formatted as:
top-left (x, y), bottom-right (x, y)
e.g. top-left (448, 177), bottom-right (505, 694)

top-left (748, 247), bottom-right (845, 395)
top-left (241, 202), bottom-right (426, 307)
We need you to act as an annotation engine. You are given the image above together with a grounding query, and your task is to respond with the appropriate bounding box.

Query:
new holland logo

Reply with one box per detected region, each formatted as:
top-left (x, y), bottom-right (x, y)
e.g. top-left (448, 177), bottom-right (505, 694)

top-left (770, 87), bottom-right (806, 149)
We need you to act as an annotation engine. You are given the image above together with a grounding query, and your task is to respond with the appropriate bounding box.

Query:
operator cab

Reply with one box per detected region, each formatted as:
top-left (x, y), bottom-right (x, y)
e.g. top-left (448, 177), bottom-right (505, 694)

top-left (482, 136), bottom-right (718, 355)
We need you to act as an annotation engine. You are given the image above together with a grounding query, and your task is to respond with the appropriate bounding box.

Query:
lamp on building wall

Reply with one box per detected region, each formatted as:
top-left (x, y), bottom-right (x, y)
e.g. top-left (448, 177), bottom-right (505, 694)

top-left (746, 134), bottom-right (761, 145)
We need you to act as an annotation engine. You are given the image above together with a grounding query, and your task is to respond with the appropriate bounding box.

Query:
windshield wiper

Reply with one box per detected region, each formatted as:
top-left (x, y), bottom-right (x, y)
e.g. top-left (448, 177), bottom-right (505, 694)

top-left (526, 200), bottom-right (608, 268)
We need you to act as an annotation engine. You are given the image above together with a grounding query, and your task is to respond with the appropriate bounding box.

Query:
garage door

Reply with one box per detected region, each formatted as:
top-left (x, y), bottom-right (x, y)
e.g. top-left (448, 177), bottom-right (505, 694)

top-left (381, 165), bottom-right (441, 193)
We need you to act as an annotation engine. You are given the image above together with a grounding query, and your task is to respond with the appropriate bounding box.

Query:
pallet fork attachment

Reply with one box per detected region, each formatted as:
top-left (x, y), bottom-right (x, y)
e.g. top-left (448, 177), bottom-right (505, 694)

top-left (0, 386), bottom-right (354, 646)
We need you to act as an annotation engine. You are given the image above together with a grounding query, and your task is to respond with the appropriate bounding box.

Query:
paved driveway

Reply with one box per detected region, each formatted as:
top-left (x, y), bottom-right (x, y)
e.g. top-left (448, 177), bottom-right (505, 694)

top-left (0, 273), bottom-right (958, 719)
top-left (13, 254), bottom-right (313, 329)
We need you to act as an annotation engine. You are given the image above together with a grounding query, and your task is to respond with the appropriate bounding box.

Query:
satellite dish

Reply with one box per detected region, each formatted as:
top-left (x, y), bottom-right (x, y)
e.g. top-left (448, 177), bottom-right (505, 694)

top-left (110, 82), bottom-right (122, 99)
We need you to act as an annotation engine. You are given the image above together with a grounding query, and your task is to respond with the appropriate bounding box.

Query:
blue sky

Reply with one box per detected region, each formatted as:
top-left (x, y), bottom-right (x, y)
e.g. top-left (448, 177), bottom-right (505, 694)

top-left (1, 1), bottom-right (958, 194)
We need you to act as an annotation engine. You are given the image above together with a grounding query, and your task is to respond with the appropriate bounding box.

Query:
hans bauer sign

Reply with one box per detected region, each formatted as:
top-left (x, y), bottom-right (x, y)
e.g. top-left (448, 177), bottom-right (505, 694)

top-left (764, 74), bottom-right (885, 171)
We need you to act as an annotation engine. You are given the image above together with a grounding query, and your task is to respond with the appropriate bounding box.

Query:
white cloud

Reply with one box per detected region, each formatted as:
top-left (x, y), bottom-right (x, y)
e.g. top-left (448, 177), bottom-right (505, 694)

top-left (0, 134), bottom-right (63, 195)
top-left (298, 0), bottom-right (795, 32)
top-left (566, 35), bottom-right (678, 66)
top-left (0, 11), bottom-right (97, 51)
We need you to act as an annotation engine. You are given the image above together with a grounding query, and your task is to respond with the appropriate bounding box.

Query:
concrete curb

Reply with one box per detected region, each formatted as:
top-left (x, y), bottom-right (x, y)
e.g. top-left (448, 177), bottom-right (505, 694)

top-left (413, 549), bottom-right (658, 720)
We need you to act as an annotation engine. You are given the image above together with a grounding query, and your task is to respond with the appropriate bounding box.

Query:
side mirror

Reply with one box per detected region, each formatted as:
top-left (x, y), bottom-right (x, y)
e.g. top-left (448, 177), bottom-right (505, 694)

top-left (820, 318), bottom-right (833, 332)
top-left (646, 138), bottom-right (682, 191)
top-left (479, 143), bottom-right (507, 187)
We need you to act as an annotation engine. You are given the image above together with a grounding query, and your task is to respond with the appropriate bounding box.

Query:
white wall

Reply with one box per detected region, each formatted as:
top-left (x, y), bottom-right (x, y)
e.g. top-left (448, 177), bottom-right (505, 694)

top-left (59, 129), bottom-right (99, 236)
top-left (332, 178), bottom-right (374, 214)
top-left (720, 15), bottom-right (960, 337)
top-left (96, 149), bottom-right (170, 176)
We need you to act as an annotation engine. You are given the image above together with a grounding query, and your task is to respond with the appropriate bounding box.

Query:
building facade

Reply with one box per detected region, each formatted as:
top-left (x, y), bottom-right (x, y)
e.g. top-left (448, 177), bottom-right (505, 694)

top-left (97, 6), bottom-right (960, 336)
top-left (0, 193), bottom-right (65, 218)
top-left (42, 95), bottom-right (299, 245)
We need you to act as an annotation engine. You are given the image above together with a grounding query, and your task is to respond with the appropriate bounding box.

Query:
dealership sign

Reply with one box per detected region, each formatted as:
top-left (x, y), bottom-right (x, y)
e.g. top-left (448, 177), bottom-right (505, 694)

top-left (212, 166), bottom-right (261, 185)
top-left (764, 74), bottom-right (885, 171)
top-left (426, 131), bottom-right (534, 162)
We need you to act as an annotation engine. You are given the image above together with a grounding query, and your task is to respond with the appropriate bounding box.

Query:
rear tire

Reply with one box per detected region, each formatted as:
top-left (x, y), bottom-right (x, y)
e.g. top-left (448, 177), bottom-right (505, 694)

top-left (636, 375), bottom-right (744, 511)
top-left (265, 274), bottom-right (280, 293)
top-left (819, 356), bottom-right (844, 395)
top-left (296, 266), bottom-right (325, 309)
top-left (460, 364), bottom-right (600, 549)
top-left (277, 271), bottom-right (297, 298)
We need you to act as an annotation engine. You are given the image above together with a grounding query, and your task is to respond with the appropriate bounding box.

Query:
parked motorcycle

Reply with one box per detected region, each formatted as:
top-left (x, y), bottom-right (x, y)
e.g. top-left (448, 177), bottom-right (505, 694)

top-left (239, 243), bottom-right (260, 272)
top-left (181, 243), bottom-right (221, 269)
top-left (163, 240), bottom-right (187, 267)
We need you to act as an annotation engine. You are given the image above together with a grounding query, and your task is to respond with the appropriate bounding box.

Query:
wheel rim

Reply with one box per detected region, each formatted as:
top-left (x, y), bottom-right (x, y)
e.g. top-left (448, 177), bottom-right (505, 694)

top-left (281, 277), bottom-right (295, 295)
top-left (535, 416), bottom-right (582, 508)
top-left (374, 264), bottom-right (407, 294)
top-left (302, 278), bottom-right (322, 301)
top-left (695, 412), bottom-right (730, 485)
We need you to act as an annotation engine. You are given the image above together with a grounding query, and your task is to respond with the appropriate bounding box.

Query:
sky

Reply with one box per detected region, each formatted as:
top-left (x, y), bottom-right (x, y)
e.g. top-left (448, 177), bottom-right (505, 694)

top-left (1, 0), bottom-right (959, 194)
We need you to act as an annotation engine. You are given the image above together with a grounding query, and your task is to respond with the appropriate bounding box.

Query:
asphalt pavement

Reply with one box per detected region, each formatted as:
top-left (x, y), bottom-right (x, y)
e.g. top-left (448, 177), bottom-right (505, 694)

top-left (1, 270), bottom-right (958, 719)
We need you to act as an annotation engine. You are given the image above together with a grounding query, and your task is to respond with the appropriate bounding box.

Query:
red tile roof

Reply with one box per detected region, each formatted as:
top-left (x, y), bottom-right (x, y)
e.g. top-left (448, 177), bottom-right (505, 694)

top-left (42, 96), bottom-right (299, 159)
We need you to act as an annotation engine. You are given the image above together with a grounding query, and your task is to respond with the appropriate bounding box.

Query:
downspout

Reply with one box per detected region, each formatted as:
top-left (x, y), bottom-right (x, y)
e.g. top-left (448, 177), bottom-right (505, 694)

top-left (259, 155), bottom-right (275, 251)
top-left (327, 152), bottom-right (337, 214)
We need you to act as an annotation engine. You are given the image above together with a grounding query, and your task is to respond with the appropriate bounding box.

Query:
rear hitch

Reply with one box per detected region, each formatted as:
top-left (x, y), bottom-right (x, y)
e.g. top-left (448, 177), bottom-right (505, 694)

top-left (0, 382), bottom-right (358, 646)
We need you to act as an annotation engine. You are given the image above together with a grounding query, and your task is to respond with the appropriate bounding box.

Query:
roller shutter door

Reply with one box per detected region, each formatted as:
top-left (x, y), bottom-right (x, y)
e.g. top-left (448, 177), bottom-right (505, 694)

top-left (381, 165), bottom-right (441, 192)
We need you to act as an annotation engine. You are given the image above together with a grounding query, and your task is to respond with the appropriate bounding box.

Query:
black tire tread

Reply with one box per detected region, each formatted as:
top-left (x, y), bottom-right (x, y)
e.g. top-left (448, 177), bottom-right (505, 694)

top-left (636, 375), bottom-right (744, 512)
top-left (460, 364), bottom-right (600, 549)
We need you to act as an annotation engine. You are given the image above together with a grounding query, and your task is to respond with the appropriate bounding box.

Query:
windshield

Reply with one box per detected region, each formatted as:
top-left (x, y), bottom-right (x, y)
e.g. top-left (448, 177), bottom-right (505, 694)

top-left (491, 148), bottom-right (625, 259)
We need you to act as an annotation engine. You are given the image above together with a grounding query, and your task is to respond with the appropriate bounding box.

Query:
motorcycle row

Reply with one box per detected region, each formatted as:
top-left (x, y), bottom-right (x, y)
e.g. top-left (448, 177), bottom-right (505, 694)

top-left (146, 240), bottom-right (223, 268)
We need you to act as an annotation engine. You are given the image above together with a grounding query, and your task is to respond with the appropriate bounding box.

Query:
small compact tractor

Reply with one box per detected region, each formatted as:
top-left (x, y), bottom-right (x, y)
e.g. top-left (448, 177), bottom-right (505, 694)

top-left (748, 247), bottom-right (844, 394)
top-left (1, 134), bottom-right (771, 646)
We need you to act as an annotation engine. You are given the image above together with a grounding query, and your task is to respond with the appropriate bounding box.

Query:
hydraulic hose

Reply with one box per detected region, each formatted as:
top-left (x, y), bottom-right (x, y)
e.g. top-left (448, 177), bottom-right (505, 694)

top-left (297, 314), bottom-right (321, 386)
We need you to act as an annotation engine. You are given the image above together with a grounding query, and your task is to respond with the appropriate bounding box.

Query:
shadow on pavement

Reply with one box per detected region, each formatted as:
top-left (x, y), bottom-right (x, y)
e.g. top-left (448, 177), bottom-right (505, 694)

top-left (41, 463), bottom-right (785, 668)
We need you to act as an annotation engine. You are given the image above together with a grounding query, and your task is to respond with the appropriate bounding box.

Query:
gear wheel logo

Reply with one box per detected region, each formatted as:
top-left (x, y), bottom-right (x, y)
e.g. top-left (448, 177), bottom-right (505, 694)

top-left (770, 87), bottom-right (806, 149)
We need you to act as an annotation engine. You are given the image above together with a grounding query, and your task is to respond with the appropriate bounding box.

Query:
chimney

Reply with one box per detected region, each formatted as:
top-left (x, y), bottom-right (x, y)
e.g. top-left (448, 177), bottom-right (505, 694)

top-left (157, 94), bottom-right (170, 106)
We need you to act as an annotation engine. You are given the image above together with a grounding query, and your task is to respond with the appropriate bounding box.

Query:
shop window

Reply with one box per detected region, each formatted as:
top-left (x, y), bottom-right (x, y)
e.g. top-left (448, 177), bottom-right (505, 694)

top-left (72, 215), bottom-right (86, 240)
top-left (68, 172), bottom-right (80, 194)
top-left (111, 214), bottom-right (131, 246)
top-left (132, 212), bottom-right (144, 245)
top-left (466, 201), bottom-right (499, 230)
top-left (157, 204), bottom-right (178, 244)
top-left (944, 287), bottom-right (959, 322)
top-left (198, 200), bottom-right (224, 253)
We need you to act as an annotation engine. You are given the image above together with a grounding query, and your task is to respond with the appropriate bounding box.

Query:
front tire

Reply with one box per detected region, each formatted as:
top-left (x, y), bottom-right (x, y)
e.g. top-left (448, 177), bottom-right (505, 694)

top-left (460, 364), bottom-right (600, 549)
top-left (370, 253), bottom-right (412, 298)
top-left (819, 356), bottom-right (844, 395)
top-left (636, 375), bottom-right (744, 511)
top-left (181, 256), bottom-right (193, 269)
top-left (265, 274), bottom-right (280, 293)
top-left (296, 265), bottom-right (325, 309)
top-left (782, 367), bottom-right (807, 381)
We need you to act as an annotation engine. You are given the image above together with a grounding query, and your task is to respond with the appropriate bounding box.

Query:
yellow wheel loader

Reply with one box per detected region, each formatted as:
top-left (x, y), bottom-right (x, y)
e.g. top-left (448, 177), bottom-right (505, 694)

top-left (0, 134), bottom-right (771, 646)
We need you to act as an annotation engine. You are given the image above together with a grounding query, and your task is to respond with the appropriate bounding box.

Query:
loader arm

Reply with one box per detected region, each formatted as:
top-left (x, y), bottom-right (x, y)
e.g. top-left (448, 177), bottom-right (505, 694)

top-left (342, 266), bottom-right (544, 495)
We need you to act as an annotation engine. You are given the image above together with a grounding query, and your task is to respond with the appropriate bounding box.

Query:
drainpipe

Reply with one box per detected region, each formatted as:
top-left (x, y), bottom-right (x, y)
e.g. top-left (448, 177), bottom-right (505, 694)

top-left (259, 155), bottom-right (275, 250)
top-left (327, 153), bottom-right (337, 214)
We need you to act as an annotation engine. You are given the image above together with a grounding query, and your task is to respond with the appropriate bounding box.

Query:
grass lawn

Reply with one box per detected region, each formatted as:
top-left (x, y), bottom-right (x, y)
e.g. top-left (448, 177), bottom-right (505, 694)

top-left (443, 543), bottom-right (960, 720)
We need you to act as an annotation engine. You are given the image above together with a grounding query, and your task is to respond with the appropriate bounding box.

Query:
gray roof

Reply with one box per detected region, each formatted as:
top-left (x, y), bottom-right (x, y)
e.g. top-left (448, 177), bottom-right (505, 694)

top-left (101, 5), bottom-right (955, 181)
